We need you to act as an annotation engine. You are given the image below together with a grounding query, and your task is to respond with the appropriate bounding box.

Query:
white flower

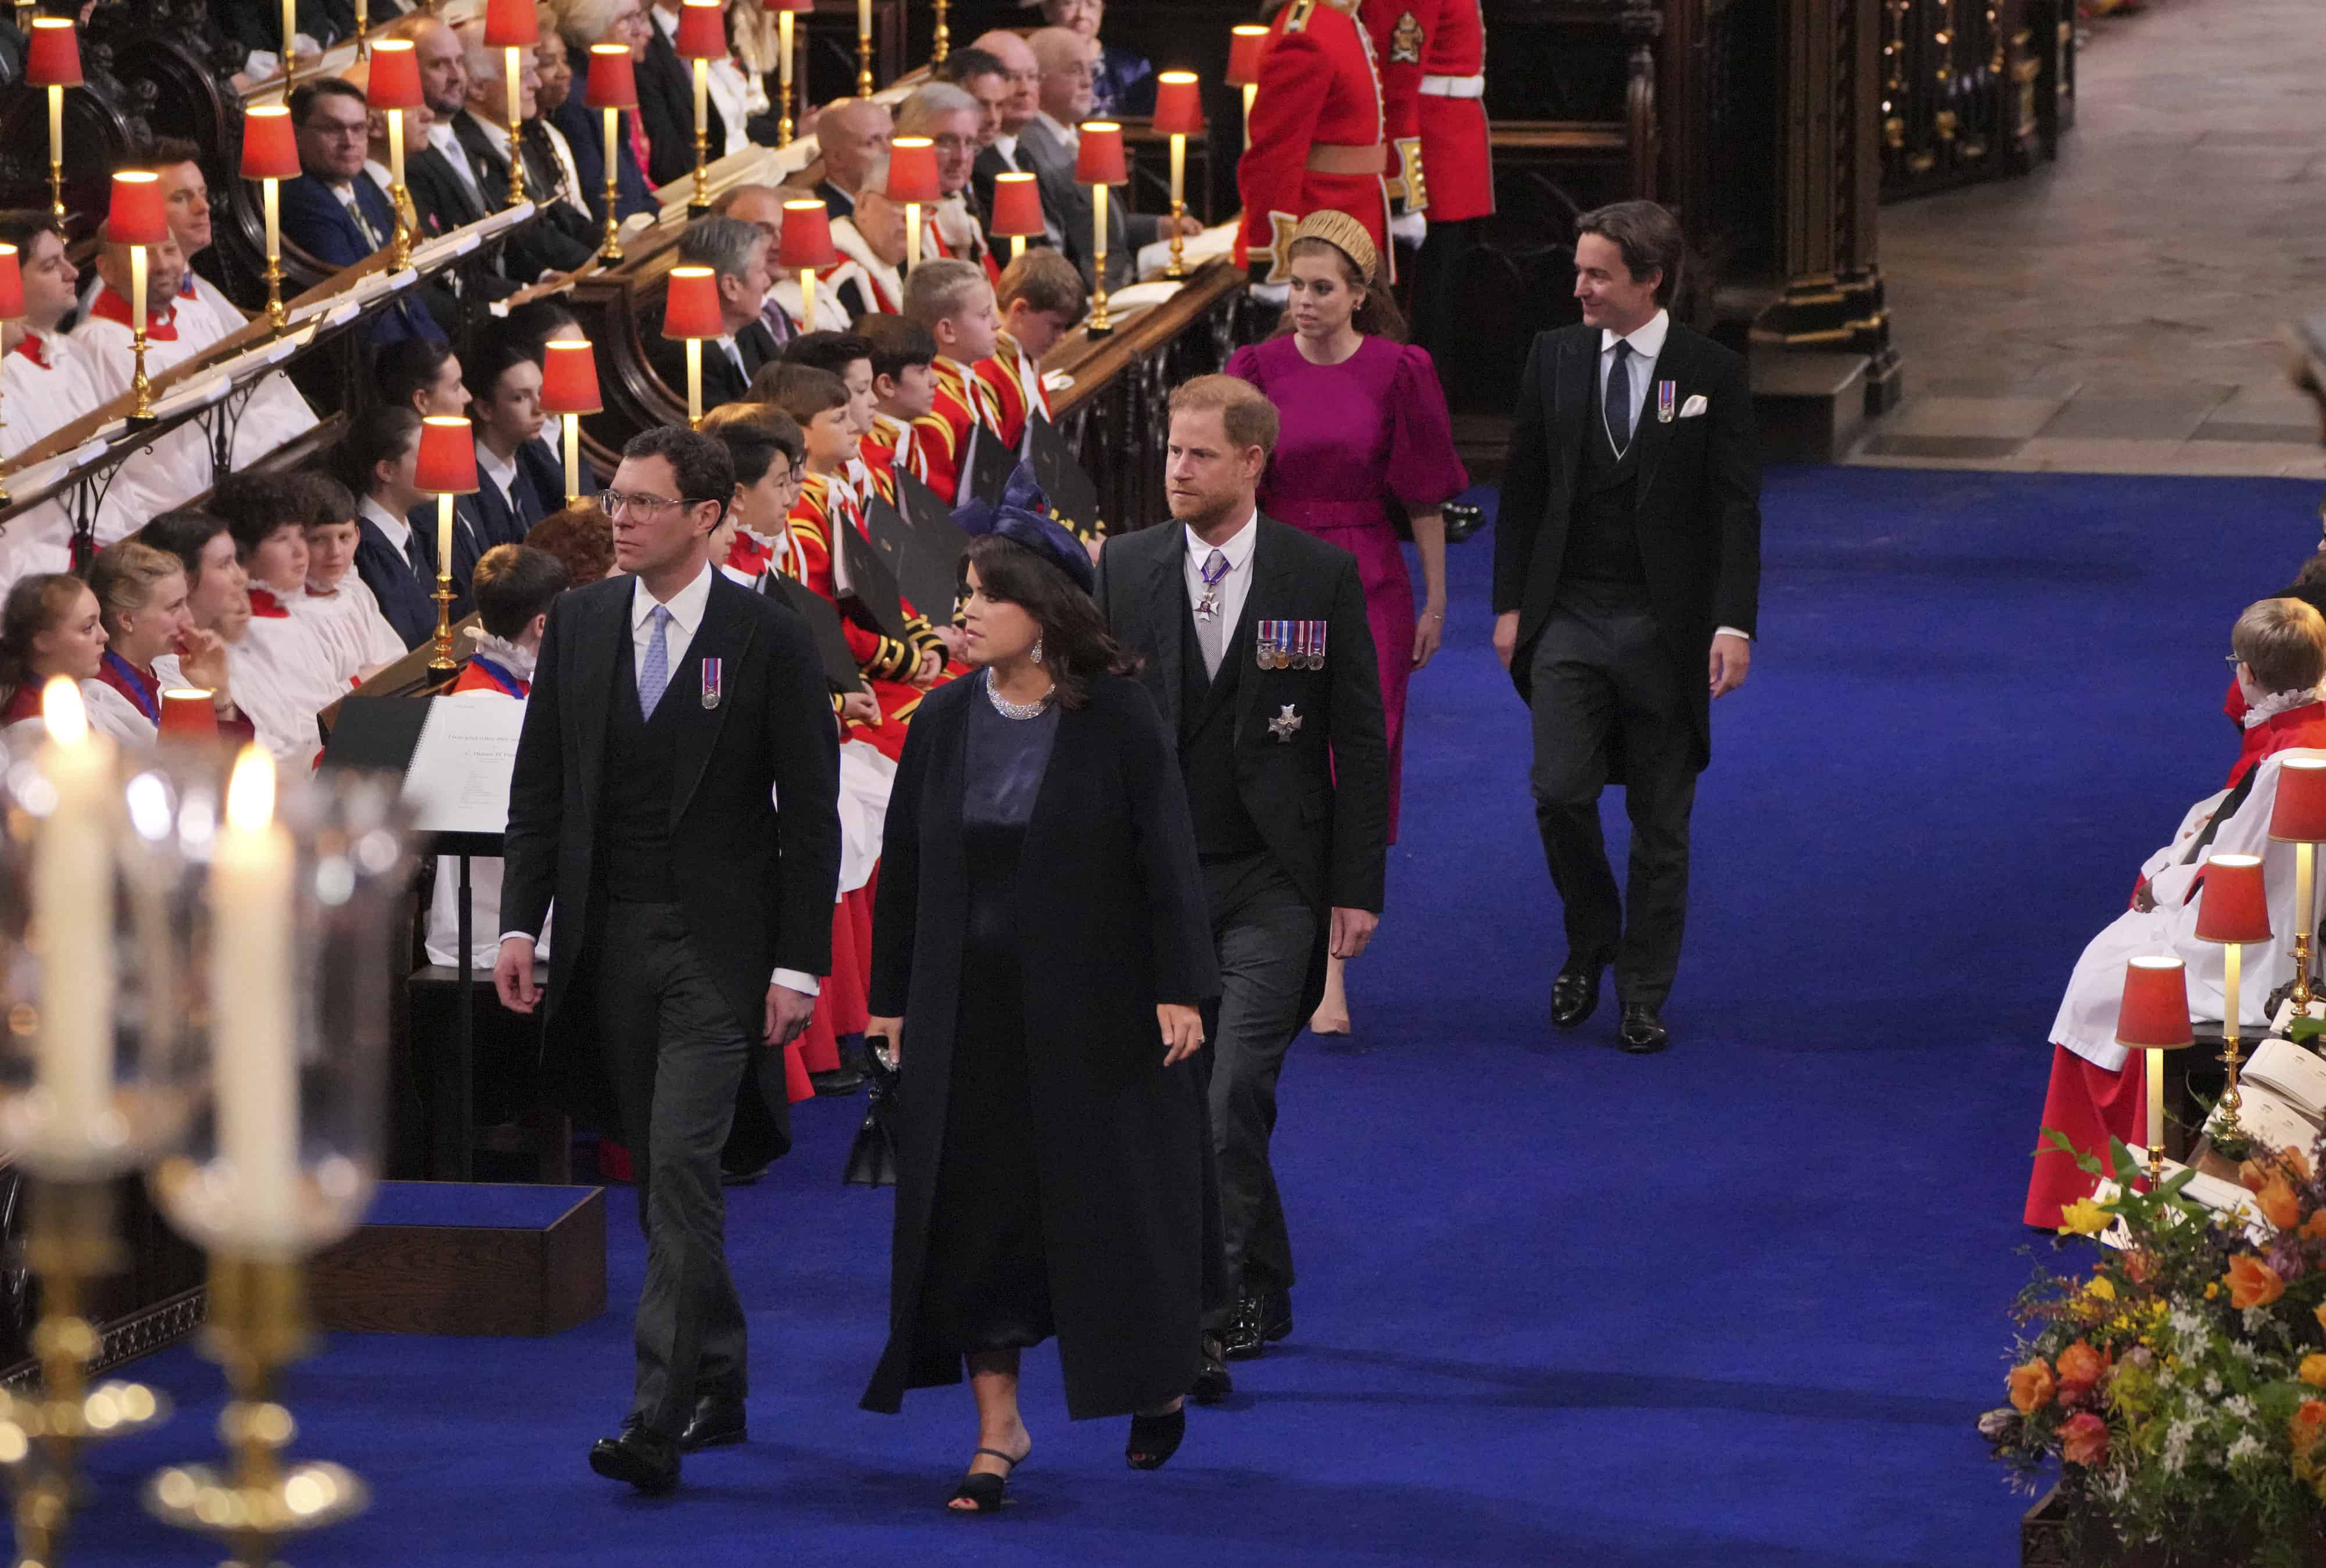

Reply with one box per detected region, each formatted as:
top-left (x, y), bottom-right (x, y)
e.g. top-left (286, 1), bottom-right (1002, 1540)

top-left (2170, 1307), bottom-right (2209, 1340)
top-left (2229, 1433), bottom-right (2264, 1463)
top-left (2229, 1340), bottom-right (2261, 1365)
top-left (2224, 1394), bottom-right (2257, 1423)
top-left (2245, 1307), bottom-right (2274, 1335)
top-left (2204, 1374), bottom-right (2224, 1396)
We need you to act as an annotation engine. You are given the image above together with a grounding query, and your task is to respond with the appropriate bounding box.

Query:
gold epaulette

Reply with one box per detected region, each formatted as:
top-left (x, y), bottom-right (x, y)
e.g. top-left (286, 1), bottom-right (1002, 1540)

top-left (1285, 0), bottom-right (1318, 32)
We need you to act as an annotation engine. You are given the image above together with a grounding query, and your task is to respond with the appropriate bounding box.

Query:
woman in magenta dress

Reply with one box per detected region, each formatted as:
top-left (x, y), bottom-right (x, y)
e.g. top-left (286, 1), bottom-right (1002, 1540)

top-left (1226, 209), bottom-right (1467, 1033)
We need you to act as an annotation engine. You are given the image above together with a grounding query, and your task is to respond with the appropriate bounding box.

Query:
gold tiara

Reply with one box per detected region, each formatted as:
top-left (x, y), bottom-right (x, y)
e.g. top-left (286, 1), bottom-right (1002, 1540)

top-left (1289, 209), bottom-right (1380, 284)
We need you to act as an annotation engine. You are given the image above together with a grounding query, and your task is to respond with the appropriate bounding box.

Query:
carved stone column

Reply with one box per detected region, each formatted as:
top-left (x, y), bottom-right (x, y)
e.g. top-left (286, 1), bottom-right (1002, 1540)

top-left (1751, 0), bottom-right (1903, 413)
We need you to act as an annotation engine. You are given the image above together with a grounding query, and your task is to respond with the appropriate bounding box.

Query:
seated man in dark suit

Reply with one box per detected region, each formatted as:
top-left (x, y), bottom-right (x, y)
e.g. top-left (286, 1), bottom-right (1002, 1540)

top-left (968, 30), bottom-right (1069, 252)
top-left (795, 95), bottom-right (890, 222)
top-left (452, 22), bottom-right (601, 280)
top-left (1022, 27), bottom-right (1184, 289)
top-left (634, 0), bottom-right (718, 188)
top-left (646, 216), bottom-right (780, 413)
top-left (277, 78), bottom-right (447, 344)
top-left (340, 403), bottom-right (463, 646)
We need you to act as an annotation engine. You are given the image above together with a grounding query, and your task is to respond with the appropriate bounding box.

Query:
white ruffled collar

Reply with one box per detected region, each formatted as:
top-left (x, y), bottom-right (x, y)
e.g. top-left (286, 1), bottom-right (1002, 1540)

top-left (462, 627), bottom-right (538, 684)
top-left (2244, 684), bottom-right (2326, 730)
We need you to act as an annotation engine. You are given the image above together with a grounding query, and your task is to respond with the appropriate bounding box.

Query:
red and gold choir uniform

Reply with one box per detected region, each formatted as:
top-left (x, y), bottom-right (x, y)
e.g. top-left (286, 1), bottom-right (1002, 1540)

top-left (1237, 0), bottom-right (1392, 283)
top-left (1364, 0), bottom-right (1493, 222)
top-left (907, 356), bottom-right (1007, 506)
top-left (972, 332), bottom-right (1053, 453)
top-left (858, 412), bottom-right (919, 505)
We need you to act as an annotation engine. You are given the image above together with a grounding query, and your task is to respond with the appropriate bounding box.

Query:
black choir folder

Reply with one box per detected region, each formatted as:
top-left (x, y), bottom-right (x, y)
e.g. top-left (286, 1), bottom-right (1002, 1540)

top-left (958, 420), bottom-right (1017, 510)
top-left (319, 693), bottom-right (526, 854)
top-left (764, 574), bottom-right (868, 694)
top-left (1027, 415), bottom-right (1102, 541)
top-left (832, 510), bottom-right (911, 642)
top-left (890, 472), bottom-right (974, 616)
top-left (863, 494), bottom-right (962, 626)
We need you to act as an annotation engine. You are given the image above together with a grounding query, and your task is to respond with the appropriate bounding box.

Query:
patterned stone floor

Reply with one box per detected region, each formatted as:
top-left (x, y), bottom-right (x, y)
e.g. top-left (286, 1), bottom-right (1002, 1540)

top-left (1855, 0), bottom-right (2326, 477)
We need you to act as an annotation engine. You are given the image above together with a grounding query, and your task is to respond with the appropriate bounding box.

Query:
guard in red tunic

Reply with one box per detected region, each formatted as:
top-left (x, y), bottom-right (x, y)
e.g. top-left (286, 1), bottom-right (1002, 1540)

top-left (1370, 0), bottom-right (1493, 352)
top-left (1237, 0), bottom-right (1393, 285)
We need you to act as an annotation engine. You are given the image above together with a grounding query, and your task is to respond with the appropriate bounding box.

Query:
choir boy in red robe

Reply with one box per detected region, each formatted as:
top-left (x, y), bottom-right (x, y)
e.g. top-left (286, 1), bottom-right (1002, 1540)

top-left (900, 258), bottom-right (1004, 505)
top-left (854, 315), bottom-right (941, 501)
top-left (973, 248), bottom-right (1084, 453)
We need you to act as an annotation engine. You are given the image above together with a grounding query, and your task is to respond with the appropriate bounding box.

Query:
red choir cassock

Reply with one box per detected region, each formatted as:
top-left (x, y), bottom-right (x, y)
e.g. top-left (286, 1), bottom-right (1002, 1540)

top-left (1363, 0), bottom-right (1493, 223)
top-left (2024, 697), bottom-right (2326, 1228)
top-left (1237, 0), bottom-right (1392, 284)
top-left (907, 357), bottom-right (1006, 506)
top-left (972, 335), bottom-right (1051, 454)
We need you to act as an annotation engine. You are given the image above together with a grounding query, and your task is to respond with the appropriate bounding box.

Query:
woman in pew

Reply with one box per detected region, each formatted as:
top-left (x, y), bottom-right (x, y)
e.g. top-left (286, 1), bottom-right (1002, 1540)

top-left (82, 540), bottom-right (248, 750)
top-left (0, 574), bottom-right (108, 745)
top-left (545, 0), bottom-right (660, 224)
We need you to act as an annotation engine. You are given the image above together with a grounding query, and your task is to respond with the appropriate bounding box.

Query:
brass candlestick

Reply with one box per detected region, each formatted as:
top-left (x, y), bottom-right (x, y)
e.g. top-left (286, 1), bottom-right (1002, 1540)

top-left (776, 9), bottom-right (795, 145)
top-left (45, 92), bottom-right (65, 238)
top-left (127, 244), bottom-right (157, 424)
top-left (856, 25), bottom-right (872, 96)
top-left (145, 1255), bottom-right (366, 1568)
top-left (2296, 841), bottom-right (2317, 1012)
top-left (0, 1181), bottom-right (170, 1568)
top-left (1086, 187), bottom-right (1111, 336)
top-left (932, 0), bottom-right (948, 62)
top-left (690, 60), bottom-right (711, 216)
top-left (2220, 940), bottom-right (2247, 1140)
top-left (505, 49), bottom-right (529, 209)
top-left (429, 565), bottom-right (456, 673)
top-left (598, 109), bottom-right (623, 263)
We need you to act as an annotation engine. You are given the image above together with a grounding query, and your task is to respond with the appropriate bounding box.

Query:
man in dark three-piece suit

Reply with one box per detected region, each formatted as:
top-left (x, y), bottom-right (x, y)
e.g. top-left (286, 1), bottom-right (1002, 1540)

top-left (1095, 375), bottom-right (1389, 1400)
top-left (497, 425), bottom-right (841, 1494)
top-left (1492, 199), bottom-right (1763, 1056)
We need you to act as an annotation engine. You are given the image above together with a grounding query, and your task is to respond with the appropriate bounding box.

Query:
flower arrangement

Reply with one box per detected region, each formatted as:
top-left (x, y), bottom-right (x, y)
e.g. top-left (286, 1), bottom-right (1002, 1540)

top-left (1989, 1130), bottom-right (2326, 1565)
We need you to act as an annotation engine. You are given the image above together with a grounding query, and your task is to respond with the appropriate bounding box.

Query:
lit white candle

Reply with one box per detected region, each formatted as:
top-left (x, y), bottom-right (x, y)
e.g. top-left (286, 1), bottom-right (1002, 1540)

top-left (1091, 181), bottom-right (1107, 274)
top-left (129, 245), bottom-right (147, 341)
top-left (2145, 1048), bottom-right (2164, 1166)
top-left (1169, 132), bottom-right (1185, 212)
top-left (45, 85), bottom-right (60, 167)
top-left (209, 746), bottom-right (299, 1241)
top-left (388, 104), bottom-right (406, 198)
top-left (800, 266), bottom-right (816, 329)
top-left (2300, 841), bottom-right (2315, 996)
top-left (693, 56), bottom-right (708, 145)
top-left (776, 9), bottom-right (793, 133)
top-left (436, 491), bottom-right (454, 581)
top-left (905, 202), bottom-right (921, 270)
top-left (33, 679), bottom-right (115, 1145)
top-left (283, 0), bottom-right (297, 67)
top-left (262, 178), bottom-right (281, 272)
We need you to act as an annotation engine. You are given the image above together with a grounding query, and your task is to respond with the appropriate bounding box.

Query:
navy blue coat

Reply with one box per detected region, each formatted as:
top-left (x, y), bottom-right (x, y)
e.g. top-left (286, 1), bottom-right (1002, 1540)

top-left (276, 174), bottom-right (446, 344)
top-left (354, 516), bottom-right (440, 651)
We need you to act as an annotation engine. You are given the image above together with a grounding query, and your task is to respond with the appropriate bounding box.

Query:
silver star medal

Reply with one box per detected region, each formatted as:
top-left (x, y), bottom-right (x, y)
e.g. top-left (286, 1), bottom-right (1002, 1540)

top-left (1268, 703), bottom-right (1302, 742)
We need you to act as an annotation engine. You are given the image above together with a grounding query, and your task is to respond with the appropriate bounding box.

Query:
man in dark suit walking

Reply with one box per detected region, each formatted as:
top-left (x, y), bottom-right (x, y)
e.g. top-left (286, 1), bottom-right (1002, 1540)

top-left (496, 424), bottom-right (842, 1494)
top-left (1094, 374), bottom-right (1388, 1398)
top-left (646, 216), bottom-right (781, 413)
top-left (1491, 199), bottom-right (1762, 1056)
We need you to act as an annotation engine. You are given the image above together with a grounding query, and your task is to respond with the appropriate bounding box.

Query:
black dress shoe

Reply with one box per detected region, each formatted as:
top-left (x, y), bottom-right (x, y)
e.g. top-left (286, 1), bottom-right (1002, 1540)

top-left (810, 1066), bottom-right (866, 1096)
top-left (1619, 1003), bottom-right (1669, 1055)
top-left (1218, 1293), bottom-right (1268, 1361)
top-left (588, 1423), bottom-right (680, 1494)
top-left (1550, 958), bottom-right (1606, 1030)
top-left (1260, 1288), bottom-right (1293, 1345)
top-left (718, 1158), bottom-right (768, 1187)
top-left (676, 1391), bottom-right (747, 1452)
top-left (1191, 1334), bottom-right (1233, 1404)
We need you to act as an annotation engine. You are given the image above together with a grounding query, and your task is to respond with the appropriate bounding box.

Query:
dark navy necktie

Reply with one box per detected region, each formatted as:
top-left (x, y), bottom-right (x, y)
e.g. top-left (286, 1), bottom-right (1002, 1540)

top-left (1605, 339), bottom-right (1634, 453)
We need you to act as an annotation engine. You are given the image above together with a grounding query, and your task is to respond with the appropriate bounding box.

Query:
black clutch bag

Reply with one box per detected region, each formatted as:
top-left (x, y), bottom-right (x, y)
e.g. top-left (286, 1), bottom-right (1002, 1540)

top-left (841, 1039), bottom-right (900, 1187)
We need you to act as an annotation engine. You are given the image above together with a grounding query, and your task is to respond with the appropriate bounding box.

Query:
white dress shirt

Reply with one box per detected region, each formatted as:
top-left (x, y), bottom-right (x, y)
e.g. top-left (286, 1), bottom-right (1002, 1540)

top-left (476, 440), bottom-right (521, 512)
top-left (1183, 506), bottom-right (1260, 635)
top-left (361, 494), bottom-right (418, 559)
top-left (1597, 308), bottom-right (1749, 644)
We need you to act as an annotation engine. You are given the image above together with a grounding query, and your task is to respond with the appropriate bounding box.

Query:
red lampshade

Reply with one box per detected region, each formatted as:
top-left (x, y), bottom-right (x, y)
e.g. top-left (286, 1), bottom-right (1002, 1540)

top-left (663, 266), bottom-right (722, 339)
top-left (484, 0), bottom-right (540, 48)
top-left (24, 18), bottom-right (81, 88)
top-left (540, 339), bottom-right (603, 415)
top-left (1225, 24), bottom-right (1269, 87)
top-left (779, 198), bottom-right (837, 269)
top-left (586, 42), bottom-right (638, 109)
top-left (2115, 956), bottom-right (2195, 1052)
top-left (1075, 122), bottom-right (1127, 185)
top-left (2273, 756), bottom-right (2326, 842)
top-left (241, 105), bottom-right (302, 182)
top-left (675, 0), bottom-right (726, 59)
top-left (0, 248), bottom-right (23, 323)
top-left (2196, 853), bottom-right (2274, 945)
top-left (158, 688), bottom-right (219, 741)
top-left (415, 416), bottom-right (480, 495)
top-left (887, 137), bottom-right (941, 205)
top-left (989, 172), bottom-right (1044, 238)
top-left (368, 38), bottom-right (424, 110)
top-left (1151, 71), bottom-right (1203, 136)
top-left (106, 172), bottom-right (169, 248)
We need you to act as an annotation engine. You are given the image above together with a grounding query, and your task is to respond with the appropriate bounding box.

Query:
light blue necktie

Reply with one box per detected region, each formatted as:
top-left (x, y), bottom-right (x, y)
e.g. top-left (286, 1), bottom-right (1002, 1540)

top-left (638, 604), bottom-right (672, 717)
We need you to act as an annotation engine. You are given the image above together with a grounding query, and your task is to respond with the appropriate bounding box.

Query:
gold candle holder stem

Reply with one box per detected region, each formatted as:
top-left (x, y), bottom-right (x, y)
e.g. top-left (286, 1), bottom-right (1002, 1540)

top-left (689, 57), bottom-right (711, 215)
top-left (776, 9), bottom-right (794, 145)
top-left (2220, 940), bottom-right (2245, 1138)
top-left (128, 242), bottom-right (155, 424)
top-left (857, 27), bottom-right (873, 96)
top-left (1086, 185), bottom-right (1111, 336)
top-left (430, 566), bottom-right (456, 673)
top-left (45, 84), bottom-right (65, 237)
top-left (2295, 929), bottom-right (2316, 1013)
top-left (598, 108), bottom-right (624, 263)
top-left (506, 49), bottom-right (529, 209)
top-left (932, 0), bottom-right (948, 62)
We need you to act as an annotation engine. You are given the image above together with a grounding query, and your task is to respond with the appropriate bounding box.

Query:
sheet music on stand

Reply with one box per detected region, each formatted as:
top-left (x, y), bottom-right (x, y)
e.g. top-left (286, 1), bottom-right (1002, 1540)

top-left (319, 694), bottom-right (524, 851)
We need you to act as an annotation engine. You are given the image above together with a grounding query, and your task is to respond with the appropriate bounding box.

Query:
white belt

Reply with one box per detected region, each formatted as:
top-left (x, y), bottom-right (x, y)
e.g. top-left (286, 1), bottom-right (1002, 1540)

top-left (1419, 73), bottom-right (1485, 98)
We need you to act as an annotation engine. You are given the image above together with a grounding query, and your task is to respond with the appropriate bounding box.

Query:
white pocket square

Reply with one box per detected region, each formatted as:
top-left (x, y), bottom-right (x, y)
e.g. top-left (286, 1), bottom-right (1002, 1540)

top-left (1679, 395), bottom-right (1708, 419)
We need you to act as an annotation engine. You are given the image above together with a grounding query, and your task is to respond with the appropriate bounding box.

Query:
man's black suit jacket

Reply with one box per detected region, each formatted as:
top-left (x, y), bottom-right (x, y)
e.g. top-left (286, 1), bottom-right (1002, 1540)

top-left (636, 22), bottom-right (723, 189)
top-left (502, 567), bottom-right (843, 1145)
top-left (1093, 515), bottom-right (1389, 919)
top-left (647, 319), bottom-right (779, 412)
top-left (972, 141), bottom-right (1069, 255)
top-left (1490, 317), bottom-right (1762, 769)
top-left (450, 111), bottom-right (602, 279)
top-left (403, 144), bottom-right (522, 304)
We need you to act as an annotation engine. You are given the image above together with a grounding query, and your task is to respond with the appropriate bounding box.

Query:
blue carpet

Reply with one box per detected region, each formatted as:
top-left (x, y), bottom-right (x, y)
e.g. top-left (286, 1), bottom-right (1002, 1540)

top-left (67, 466), bottom-right (2326, 1565)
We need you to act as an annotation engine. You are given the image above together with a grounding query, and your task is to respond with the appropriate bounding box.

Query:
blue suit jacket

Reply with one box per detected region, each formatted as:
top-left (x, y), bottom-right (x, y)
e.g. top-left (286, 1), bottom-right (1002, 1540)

top-left (553, 54), bottom-right (658, 224)
top-left (354, 517), bottom-right (441, 651)
top-left (277, 174), bottom-right (446, 345)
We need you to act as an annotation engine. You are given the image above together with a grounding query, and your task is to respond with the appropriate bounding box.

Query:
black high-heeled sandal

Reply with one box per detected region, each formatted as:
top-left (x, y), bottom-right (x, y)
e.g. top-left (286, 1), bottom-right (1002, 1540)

top-left (1125, 1408), bottom-right (1185, 1470)
top-left (947, 1446), bottom-right (1027, 1513)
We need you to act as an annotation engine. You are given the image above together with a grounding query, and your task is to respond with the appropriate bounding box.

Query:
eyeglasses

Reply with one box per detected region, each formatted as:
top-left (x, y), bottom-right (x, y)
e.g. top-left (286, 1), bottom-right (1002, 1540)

top-left (930, 134), bottom-right (973, 153)
top-left (604, 491), bottom-right (709, 516)
top-left (2228, 653), bottom-right (2249, 668)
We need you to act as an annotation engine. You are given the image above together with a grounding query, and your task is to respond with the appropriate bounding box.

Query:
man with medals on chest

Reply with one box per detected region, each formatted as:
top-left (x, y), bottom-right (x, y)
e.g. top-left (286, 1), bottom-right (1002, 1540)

top-left (1094, 375), bottom-right (1387, 1394)
top-left (497, 425), bottom-right (842, 1494)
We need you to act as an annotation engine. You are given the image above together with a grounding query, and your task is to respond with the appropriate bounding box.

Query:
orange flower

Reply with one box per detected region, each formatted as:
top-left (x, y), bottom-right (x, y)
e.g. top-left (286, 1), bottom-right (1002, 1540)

top-left (2124, 1249), bottom-right (2157, 1285)
top-left (2059, 1411), bottom-right (2109, 1467)
top-left (2294, 1401), bottom-right (2326, 1458)
top-left (2260, 1178), bottom-right (2303, 1232)
top-left (2288, 1146), bottom-right (2317, 1183)
top-left (2227, 1253), bottom-right (2288, 1310)
top-left (2316, 1302), bottom-right (2326, 1338)
top-left (2304, 1210), bottom-right (2326, 1243)
top-left (2301, 1355), bottom-right (2326, 1390)
top-left (2056, 1341), bottom-right (2110, 1400)
top-left (2243, 1159), bottom-right (2275, 1194)
top-left (2007, 1358), bottom-right (2056, 1415)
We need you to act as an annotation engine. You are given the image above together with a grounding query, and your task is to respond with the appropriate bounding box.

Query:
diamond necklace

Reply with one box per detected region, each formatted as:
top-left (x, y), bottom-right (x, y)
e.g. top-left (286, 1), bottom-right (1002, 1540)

top-left (983, 667), bottom-right (1056, 720)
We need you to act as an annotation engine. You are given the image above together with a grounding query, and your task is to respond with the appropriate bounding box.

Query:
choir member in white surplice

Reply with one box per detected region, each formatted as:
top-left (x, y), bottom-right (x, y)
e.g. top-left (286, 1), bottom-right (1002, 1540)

top-left (2027, 598), bottom-right (2326, 1227)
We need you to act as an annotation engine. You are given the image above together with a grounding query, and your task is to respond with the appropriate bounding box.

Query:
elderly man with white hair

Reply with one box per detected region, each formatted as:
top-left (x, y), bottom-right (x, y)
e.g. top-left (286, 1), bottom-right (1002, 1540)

top-left (896, 82), bottom-right (997, 280)
top-left (803, 95), bottom-right (893, 222)
top-left (452, 15), bottom-right (602, 277)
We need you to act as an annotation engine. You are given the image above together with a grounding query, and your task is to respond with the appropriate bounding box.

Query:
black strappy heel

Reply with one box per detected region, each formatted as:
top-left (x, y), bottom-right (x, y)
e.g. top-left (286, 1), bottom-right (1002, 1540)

top-left (948, 1446), bottom-right (1028, 1513)
top-left (1125, 1407), bottom-right (1186, 1470)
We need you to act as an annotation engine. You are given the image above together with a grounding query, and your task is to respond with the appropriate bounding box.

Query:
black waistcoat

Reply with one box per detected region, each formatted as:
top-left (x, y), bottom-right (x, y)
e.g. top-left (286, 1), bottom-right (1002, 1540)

top-left (1178, 601), bottom-right (1265, 861)
top-left (600, 617), bottom-right (688, 902)
top-left (1560, 351), bottom-right (1648, 587)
